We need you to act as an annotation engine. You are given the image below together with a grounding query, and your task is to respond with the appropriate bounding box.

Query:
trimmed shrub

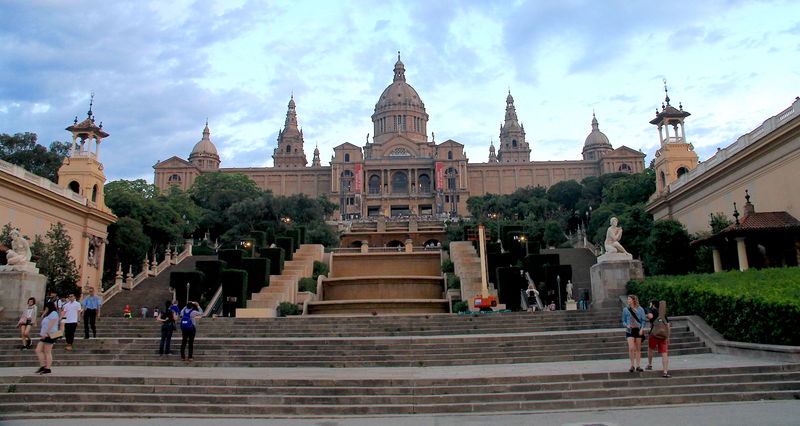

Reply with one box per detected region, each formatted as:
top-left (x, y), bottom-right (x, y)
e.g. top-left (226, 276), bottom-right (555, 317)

top-left (312, 260), bottom-right (329, 280)
top-left (192, 245), bottom-right (215, 256)
top-left (441, 258), bottom-right (454, 273)
top-left (298, 277), bottom-right (317, 293)
top-left (250, 231), bottom-right (267, 249)
top-left (287, 229), bottom-right (301, 251)
top-left (242, 257), bottom-right (270, 296)
top-left (453, 301), bottom-right (468, 313)
top-left (195, 260), bottom-right (227, 300)
top-left (169, 270), bottom-right (206, 309)
top-left (218, 249), bottom-right (244, 270)
top-left (259, 247), bottom-right (285, 275)
top-left (275, 237), bottom-right (294, 260)
top-left (447, 274), bottom-right (461, 290)
top-left (297, 226), bottom-right (307, 245)
top-left (278, 302), bottom-right (301, 317)
top-left (221, 269), bottom-right (248, 309)
top-left (628, 267), bottom-right (800, 346)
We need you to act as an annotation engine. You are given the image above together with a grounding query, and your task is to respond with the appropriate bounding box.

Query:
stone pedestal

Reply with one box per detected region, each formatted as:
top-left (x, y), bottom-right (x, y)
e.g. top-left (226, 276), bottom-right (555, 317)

top-left (565, 300), bottom-right (577, 311)
top-left (590, 258), bottom-right (644, 310)
top-left (0, 270), bottom-right (47, 319)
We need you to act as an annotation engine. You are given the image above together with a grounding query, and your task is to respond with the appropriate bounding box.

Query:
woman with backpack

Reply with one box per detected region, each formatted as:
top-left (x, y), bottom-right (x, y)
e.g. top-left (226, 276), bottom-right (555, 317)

top-left (179, 302), bottom-right (203, 362)
top-left (156, 300), bottom-right (176, 356)
top-left (622, 294), bottom-right (647, 373)
top-left (646, 300), bottom-right (672, 378)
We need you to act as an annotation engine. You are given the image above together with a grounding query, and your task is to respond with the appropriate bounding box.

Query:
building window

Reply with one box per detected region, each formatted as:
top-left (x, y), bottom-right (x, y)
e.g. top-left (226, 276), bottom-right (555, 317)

top-left (91, 184), bottom-right (98, 202)
top-left (446, 168), bottom-right (458, 190)
top-left (286, 144), bottom-right (292, 153)
top-left (168, 174), bottom-right (181, 184)
top-left (392, 171), bottom-right (408, 193)
top-left (368, 175), bottom-right (381, 194)
top-left (418, 174), bottom-right (431, 193)
top-left (344, 153), bottom-right (350, 162)
top-left (618, 163), bottom-right (631, 172)
top-left (512, 139), bottom-right (518, 147)
top-left (69, 181), bottom-right (80, 194)
top-left (447, 151), bottom-right (453, 160)
top-left (677, 166), bottom-right (689, 177)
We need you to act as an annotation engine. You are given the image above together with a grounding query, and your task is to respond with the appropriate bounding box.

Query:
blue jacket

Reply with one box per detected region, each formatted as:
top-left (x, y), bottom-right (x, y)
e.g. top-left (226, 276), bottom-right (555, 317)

top-left (622, 306), bottom-right (647, 329)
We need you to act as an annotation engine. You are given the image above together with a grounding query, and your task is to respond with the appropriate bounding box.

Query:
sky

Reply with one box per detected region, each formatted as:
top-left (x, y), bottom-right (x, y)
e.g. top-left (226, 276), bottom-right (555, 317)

top-left (1, 0), bottom-right (799, 183)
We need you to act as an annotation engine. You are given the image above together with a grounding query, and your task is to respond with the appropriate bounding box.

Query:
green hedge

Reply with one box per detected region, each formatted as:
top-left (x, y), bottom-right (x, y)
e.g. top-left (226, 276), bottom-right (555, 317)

top-left (276, 237), bottom-right (294, 261)
top-left (259, 247), bottom-right (285, 275)
top-left (298, 277), bottom-right (317, 293)
top-left (195, 260), bottom-right (227, 301)
top-left (219, 249), bottom-right (244, 270)
top-left (221, 269), bottom-right (248, 309)
top-left (628, 267), bottom-right (800, 346)
top-left (242, 258), bottom-right (270, 296)
top-left (250, 231), bottom-right (267, 248)
top-left (192, 245), bottom-right (216, 256)
top-left (169, 271), bottom-right (206, 308)
top-left (287, 228), bottom-right (301, 250)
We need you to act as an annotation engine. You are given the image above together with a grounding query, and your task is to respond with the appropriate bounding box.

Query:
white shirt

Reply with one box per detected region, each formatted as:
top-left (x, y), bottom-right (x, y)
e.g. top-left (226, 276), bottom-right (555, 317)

top-left (62, 301), bottom-right (82, 323)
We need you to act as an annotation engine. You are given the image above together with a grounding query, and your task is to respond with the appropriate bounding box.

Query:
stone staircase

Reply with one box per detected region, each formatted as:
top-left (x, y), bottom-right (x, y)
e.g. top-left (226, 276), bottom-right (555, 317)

top-left (100, 255), bottom-right (216, 316)
top-left (1, 365), bottom-right (798, 418)
top-left (449, 241), bottom-right (500, 309)
top-left (240, 244), bottom-right (325, 317)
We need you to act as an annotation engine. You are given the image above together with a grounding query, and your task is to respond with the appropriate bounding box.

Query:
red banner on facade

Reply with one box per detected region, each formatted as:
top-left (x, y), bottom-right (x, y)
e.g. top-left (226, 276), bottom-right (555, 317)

top-left (354, 164), bottom-right (362, 193)
top-left (435, 162), bottom-right (444, 190)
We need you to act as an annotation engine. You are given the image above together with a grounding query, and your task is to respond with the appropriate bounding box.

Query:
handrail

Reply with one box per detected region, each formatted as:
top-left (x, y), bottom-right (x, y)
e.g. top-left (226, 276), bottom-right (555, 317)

top-left (204, 284), bottom-right (224, 317)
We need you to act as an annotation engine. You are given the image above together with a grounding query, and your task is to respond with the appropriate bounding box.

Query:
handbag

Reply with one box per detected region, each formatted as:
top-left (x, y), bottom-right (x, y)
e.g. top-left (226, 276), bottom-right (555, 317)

top-left (628, 307), bottom-right (646, 340)
top-left (49, 330), bottom-right (64, 339)
top-left (650, 301), bottom-right (671, 340)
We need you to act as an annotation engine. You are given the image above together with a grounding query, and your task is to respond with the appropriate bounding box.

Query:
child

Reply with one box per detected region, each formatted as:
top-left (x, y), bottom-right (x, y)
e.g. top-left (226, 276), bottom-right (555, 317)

top-left (141, 306), bottom-right (149, 318)
top-left (123, 305), bottom-right (132, 318)
top-left (153, 308), bottom-right (160, 318)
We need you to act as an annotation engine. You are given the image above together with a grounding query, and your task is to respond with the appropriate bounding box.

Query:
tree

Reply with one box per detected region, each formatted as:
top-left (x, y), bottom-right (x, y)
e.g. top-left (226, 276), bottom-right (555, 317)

top-left (643, 219), bottom-right (693, 276)
top-left (710, 212), bottom-right (733, 233)
top-left (543, 220), bottom-right (565, 247)
top-left (103, 217), bottom-right (150, 282)
top-left (0, 133), bottom-right (70, 182)
top-left (188, 172), bottom-right (261, 238)
top-left (547, 180), bottom-right (583, 211)
top-left (36, 222), bottom-right (80, 296)
top-left (602, 168), bottom-right (656, 205)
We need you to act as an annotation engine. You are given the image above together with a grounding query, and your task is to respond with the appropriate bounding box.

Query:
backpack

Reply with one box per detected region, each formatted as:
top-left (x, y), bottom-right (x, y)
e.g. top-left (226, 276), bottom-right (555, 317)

top-left (180, 309), bottom-right (195, 332)
top-left (651, 300), bottom-right (670, 340)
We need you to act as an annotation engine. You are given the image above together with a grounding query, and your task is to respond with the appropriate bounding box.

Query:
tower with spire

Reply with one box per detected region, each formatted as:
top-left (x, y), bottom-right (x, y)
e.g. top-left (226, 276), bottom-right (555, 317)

top-left (496, 91), bottom-right (531, 162)
top-left (312, 144), bottom-right (321, 167)
top-left (582, 112), bottom-right (613, 161)
top-left (59, 93), bottom-right (111, 212)
top-left (371, 52), bottom-right (429, 145)
top-left (650, 81), bottom-right (698, 195)
top-left (488, 140), bottom-right (497, 163)
top-left (273, 95), bottom-right (308, 167)
top-left (188, 120), bottom-right (220, 171)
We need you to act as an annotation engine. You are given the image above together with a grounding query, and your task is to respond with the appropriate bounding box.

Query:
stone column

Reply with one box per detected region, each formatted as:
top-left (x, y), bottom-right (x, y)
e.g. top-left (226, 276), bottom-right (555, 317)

top-left (712, 248), bottom-right (722, 273)
top-left (404, 239), bottom-right (413, 252)
top-left (735, 237), bottom-right (749, 271)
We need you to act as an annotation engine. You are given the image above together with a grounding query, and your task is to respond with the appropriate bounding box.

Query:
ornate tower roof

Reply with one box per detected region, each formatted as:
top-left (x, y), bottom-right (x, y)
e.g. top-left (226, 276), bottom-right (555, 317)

top-left (488, 140), bottom-right (497, 163)
top-left (497, 90), bottom-right (530, 162)
top-left (582, 113), bottom-right (612, 161)
top-left (273, 95), bottom-right (308, 167)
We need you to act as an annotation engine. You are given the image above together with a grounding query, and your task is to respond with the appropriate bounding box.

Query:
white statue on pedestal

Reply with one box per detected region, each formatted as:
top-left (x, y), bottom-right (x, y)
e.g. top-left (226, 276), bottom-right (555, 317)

top-left (604, 217), bottom-right (628, 255)
top-left (1, 229), bottom-right (37, 273)
top-left (566, 280), bottom-right (574, 301)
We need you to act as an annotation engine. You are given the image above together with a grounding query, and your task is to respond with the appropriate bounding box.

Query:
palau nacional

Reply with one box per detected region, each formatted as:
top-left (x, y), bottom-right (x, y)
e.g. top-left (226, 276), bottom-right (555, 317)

top-left (153, 55), bottom-right (646, 221)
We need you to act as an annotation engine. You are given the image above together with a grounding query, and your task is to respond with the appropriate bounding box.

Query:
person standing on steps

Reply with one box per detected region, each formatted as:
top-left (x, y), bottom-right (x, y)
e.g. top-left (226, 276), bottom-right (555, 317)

top-left (622, 294), bottom-right (647, 373)
top-left (179, 302), bottom-right (203, 362)
top-left (35, 301), bottom-right (61, 375)
top-left (18, 297), bottom-right (37, 349)
top-left (82, 287), bottom-right (102, 339)
top-left (646, 300), bottom-right (672, 378)
top-left (61, 293), bottom-right (82, 351)
top-left (157, 300), bottom-right (176, 356)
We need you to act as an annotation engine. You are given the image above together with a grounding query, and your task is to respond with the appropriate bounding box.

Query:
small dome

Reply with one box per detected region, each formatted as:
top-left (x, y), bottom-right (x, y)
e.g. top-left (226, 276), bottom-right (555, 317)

top-left (584, 114), bottom-right (611, 147)
top-left (190, 123), bottom-right (219, 157)
top-left (374, 53), bottom-right (425, 114)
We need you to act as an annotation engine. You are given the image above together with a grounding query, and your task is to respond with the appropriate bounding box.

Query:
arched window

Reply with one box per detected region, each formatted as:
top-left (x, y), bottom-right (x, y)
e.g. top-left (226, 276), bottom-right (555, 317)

top-left (91, 184), bottom-right (98, 202)
top-left (168, 174), bottom-right (181, 183)
top-left (676, 167), bottom-right (689, 177)
top-left (286, 144), bottom-right (291, 153)
top-left (512, 139), bottom-right (518, 147)
top-left (368, 175), bottom-right (381, 194)
top-left (618, 163), bottom-right (631, 172)
top-left (69, 181), bottom-right (80, 194)
top-left (418, 174), bottom-right (431, 193)
top-left (344, 153), bottom-right (350, 162)
top-left (660, 171), bottom-right (666, 187)
top-left (447, 151), bottom-right (453, 160)
top-left (446, 168), bottom-right (458, 190)
top-left (392, 171), bottom-right (408, 193)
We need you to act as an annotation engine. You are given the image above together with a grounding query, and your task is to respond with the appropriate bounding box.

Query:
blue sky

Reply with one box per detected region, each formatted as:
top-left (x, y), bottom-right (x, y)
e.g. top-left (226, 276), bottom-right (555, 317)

top-left (1, 0), bottom-right (799, 182)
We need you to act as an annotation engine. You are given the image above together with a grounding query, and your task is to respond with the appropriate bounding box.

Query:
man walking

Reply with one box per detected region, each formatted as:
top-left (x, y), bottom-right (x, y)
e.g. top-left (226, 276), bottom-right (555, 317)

top-left (82, 287), bottom-right (102, 339)
top-left (62, 293), bottom-right (82, 351)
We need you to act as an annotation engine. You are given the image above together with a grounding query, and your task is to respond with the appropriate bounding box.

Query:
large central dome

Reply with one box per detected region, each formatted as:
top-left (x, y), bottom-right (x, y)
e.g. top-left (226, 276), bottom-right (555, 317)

top-left (371, 54), bottom-right (429, 144)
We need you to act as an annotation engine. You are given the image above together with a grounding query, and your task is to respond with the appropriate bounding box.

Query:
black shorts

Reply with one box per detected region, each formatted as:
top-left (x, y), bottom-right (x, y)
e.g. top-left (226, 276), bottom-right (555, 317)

top-left (40, 336), bottom-right (58, 344)
top-left (626, 328), bottom-right (643, 339)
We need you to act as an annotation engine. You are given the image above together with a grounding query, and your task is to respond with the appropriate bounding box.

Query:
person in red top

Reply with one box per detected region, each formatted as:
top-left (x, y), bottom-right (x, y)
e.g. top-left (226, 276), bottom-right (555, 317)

top-left (122, 305), bottom-right (132, 318)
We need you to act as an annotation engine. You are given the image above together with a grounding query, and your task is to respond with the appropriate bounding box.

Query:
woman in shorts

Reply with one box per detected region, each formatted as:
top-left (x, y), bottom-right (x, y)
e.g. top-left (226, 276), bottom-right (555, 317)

top-left (35, 302), bottom-right (61, 375)
top-left (622, 294), bottom-right (647, 373)
top-left (19, 297), bottom-right (37, 349)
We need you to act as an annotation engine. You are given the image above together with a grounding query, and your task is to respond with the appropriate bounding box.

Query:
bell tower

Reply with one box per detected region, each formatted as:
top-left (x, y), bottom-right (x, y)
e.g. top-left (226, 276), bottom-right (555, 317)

top-left (59, 94), bottom-right (111, 212)
top-left (272, 95), bottom-right (308, 167)
top-left (650, 81), bottom-right (698, 196)
top-left (497, 91), bottom-right (531, 162)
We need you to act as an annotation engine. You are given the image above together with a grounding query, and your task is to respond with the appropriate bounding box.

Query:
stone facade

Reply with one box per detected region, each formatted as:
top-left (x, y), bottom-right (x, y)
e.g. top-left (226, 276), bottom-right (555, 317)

top-left (0, 104), bottom-right (117, 291)
top-left (646, 97), bottom-right (800, 234)
top-left (154, 55), bottom-right (645, 218)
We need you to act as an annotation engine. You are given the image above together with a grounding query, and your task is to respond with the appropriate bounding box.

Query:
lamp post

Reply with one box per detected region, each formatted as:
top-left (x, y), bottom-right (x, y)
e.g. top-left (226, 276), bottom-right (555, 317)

top-left (185, 282), bottom-right (190, 306)
top-left (488, 212), bottom-right (501, 250)
top-left (518, 235), bottom-right (528, 257)
top-left (556, 275), bottom-right (562, 310)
